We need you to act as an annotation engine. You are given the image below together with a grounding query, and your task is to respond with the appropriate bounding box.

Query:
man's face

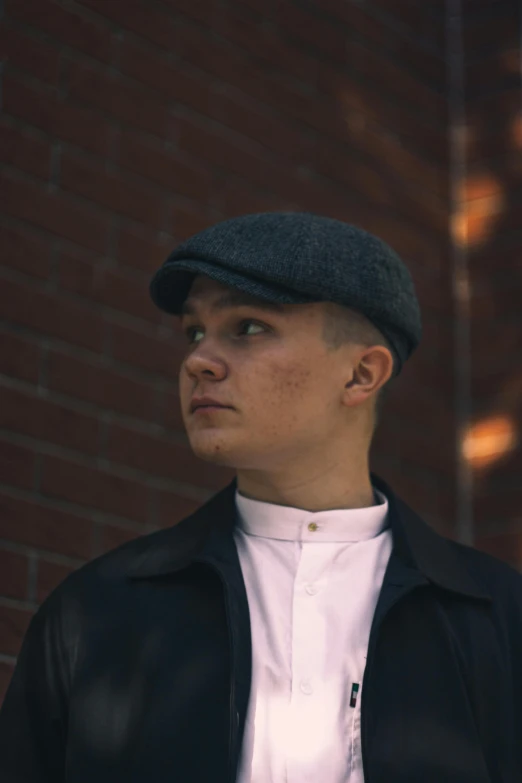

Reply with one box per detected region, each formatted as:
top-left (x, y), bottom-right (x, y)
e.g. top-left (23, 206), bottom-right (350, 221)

top-left (178, 275), bottom-right (360, 472)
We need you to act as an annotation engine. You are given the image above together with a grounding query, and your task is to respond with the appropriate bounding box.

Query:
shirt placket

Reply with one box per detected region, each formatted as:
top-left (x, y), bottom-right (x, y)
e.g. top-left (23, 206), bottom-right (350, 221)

top-left (286, 532), bottom-right (327, 783)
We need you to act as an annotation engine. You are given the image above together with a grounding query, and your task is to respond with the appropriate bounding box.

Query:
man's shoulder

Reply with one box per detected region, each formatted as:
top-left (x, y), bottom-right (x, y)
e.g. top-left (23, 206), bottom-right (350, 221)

top-left (446, 536), bottom-right (522, 610)
top-left (42, 524), bottom-right (182, 612)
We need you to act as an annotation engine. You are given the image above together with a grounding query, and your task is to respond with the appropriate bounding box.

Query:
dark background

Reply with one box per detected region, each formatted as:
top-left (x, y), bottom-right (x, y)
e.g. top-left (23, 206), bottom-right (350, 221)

top-left (0, 0), bottom-right (521, 703)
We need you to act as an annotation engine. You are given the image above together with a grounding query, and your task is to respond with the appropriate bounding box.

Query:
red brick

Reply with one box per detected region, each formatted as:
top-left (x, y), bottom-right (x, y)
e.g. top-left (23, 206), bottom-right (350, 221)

top-left (68, 61), bottom-right (170, 139)
top-left (98, 523), bottom-right (142, 555)
top-left (401, 353), bottom-right (454, 401)
top-left (159, 387), bottom-right (185, 433)
top-left (383, 381), bottom-right (456, 435)
top-left (0, 118), bottom-right (51, 180)
top-left (370, 463), bottom-right (456, 535)
top-left (322, 41), bottom-right (447, 126)
top-left (0, 604), bottom-right (33, 656)
top-left (346, 121), bottom-right (449, 201)
top-left (276, 3), bottom-right (348, 64)
top-left (119, 38), bottom-right (212, 117)
top-left (0, 662), bottom-right (15, 705)
top-left (111, 320), bottom-right (181, 380)
top-left (0, 549), bottom-right (29, 600)
top-left (314, 142), bottom-right (449, 236)
top-left (232, 0), bottom-right (278, 14)
top-left (471, 278), bottom-right (522, 320)
top-left (0, 491), bottom-right (93, 559)
top-left (36, 559), bottom-right (76, 604)
top-left (161, 0), bottom-right (221, 27)
top-left (56, 247), bottom-right (98, 301)
top-left (0, 440), bottom-right (36, 492)
top-left (468, 241), bottom-right (522, 274)
top-left (59, 246), bottom-right (161, 325)
top-left (378, 416), bottom-right (456, 479)
top-left (79, 0), bottom-right (177, 50)
top-left (0, 220), bottom-right (53, 280)
top-left (116, 224), bottom-right (173, 274)
top-left (0, 20), bottom-right (61, 86)
top-left (0, 329), bottom-right (40, 386)
top-left (213, 11), bottom-right (319, 86)
top-left (156, 488), bottom-right (202, 529)
top-left (175, 28), bottom-right (328, 133)
top-left (116, 127), bottom-right (214, 201)
top-left (215, 177), bottom-right (296, 219)
top-left (5, 0), bottom-right (112, 63)
top-left (47, 347), bottom-right (160, 423)
top-left (0, 169), bottom-right (110, 254)
top-left (106, 421), bottom-right (235, 491)
top-left (354, 211), bottom-right (447, 277)
top-left (319, 0), bottom-right (445, 84)
top-left (0, 385), bottom-right (101, 457)
top-left (99, 266), bottom-right (163, 323)
top-left (361, 0), bottom-right (445, 52)
top-left (0, 274), bottom-right (105, 353)
top-left (314, 59), bottom-right (448, 163)
top-left (3, 73), bottom-right (111, 157)
top-left (210, 86), bottom-right (317, 164)
top-left (471, 316), bottom-right (522, 371)
top-left (174, 115), bottom-right (303, 202)
top-left (471, 366), bottom-right (521, 401)
top-left (60, 151), bottom-right (166, 230)
top-left (40, 453), bottom-right (150, 524)
top-left (171, 205), bottom-right (212, 242)
top-left (474, 531), bottom-right (522, 569)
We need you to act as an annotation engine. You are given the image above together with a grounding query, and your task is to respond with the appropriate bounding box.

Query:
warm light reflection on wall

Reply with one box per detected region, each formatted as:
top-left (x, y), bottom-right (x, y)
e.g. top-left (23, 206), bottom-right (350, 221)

top-left (452, 175), bottom-right (505, 247)
top-left (462, 414), bottom-right (519, 470)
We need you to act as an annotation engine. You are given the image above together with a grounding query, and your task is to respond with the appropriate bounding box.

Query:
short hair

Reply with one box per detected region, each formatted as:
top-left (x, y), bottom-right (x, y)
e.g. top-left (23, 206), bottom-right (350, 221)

top-left (320, 303), bottom-right (395, 432)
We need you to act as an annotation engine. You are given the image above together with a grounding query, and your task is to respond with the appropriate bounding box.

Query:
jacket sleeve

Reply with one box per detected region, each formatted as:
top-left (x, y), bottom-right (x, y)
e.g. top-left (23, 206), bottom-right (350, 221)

top-left (0, 588), bottom-right (71, 782)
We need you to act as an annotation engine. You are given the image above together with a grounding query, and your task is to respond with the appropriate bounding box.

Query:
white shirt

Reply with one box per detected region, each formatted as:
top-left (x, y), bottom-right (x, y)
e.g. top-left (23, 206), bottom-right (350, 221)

top-left (233, 486), bottom-right (392, 783)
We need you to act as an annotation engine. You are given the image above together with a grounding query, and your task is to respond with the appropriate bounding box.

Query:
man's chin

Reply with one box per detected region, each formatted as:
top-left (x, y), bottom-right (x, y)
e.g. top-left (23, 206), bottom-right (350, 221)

top-left (188, 439), bottom-right (239, 466)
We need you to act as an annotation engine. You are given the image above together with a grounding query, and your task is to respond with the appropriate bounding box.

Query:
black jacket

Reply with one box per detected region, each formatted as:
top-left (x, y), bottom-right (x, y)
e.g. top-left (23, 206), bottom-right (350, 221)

top-left (0, 474), bottom-right (521, 783)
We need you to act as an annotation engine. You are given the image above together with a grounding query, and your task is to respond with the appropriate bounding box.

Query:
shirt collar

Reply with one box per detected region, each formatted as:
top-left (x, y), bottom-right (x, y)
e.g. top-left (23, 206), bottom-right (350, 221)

top-left (125, 473), bottom-right (491, 603)
top-left (234, 486), bottom-right (389, 543)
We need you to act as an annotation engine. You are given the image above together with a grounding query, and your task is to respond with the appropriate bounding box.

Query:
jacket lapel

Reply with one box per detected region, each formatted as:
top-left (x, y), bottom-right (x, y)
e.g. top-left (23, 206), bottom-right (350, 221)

top-left (125, 472), bottom-right (491, 605)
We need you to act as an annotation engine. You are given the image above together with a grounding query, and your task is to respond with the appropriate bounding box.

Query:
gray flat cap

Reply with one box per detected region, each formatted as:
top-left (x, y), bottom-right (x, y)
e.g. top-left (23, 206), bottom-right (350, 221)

top-left (149, 211), bottom-right (422, 375)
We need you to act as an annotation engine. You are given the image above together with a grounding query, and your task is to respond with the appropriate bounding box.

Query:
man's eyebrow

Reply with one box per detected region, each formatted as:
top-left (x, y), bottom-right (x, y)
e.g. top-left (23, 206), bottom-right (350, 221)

top-left (179, 291), bottom-right (287, 317)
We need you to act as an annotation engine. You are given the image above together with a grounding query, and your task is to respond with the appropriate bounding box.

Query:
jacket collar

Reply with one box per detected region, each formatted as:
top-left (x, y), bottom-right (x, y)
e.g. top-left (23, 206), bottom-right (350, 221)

top-left (125, 473), bottom-right (491, 602)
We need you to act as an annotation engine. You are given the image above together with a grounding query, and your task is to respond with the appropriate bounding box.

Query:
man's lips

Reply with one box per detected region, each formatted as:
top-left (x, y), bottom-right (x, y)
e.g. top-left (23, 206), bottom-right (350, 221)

top-left (190, 395), bottom-right (234, 412)
top-left (193, 405), bottom-right (231, 413)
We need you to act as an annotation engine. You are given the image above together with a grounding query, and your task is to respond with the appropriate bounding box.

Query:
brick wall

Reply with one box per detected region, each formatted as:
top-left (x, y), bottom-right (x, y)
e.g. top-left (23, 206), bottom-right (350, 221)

top-left (0, 0), bottom-right (520, 700)
top-left (460, 0), bottom-right (522, 568)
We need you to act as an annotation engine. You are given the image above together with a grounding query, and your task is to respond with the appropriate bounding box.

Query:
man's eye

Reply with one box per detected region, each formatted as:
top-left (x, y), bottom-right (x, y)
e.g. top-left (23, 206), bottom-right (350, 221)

top-left (184, 319), bottom-right (266, 343)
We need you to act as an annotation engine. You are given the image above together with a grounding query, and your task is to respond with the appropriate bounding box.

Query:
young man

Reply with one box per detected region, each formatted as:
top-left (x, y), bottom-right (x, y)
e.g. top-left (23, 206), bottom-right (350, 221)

top-left (0, 212), bottom-right (521, 782)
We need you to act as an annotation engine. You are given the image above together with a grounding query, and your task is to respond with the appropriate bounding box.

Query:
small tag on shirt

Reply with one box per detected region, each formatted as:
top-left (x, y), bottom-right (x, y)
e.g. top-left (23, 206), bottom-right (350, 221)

top-left (350, 683), bottom-right (360, 708)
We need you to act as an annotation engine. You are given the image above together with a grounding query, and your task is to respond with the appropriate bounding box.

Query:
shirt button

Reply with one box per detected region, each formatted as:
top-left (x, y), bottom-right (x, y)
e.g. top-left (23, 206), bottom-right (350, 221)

top-left (308, 522), bottom-right (318, 532)
top-left (300, 680), bottom-right (313, 695)
top-left (305, 583), bottom-right (318, 595)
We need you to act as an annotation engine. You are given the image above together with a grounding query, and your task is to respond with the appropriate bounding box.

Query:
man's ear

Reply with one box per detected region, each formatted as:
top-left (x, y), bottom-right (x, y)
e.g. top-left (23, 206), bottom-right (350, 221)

top-left (343, 346), bottom-right (394, 402)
